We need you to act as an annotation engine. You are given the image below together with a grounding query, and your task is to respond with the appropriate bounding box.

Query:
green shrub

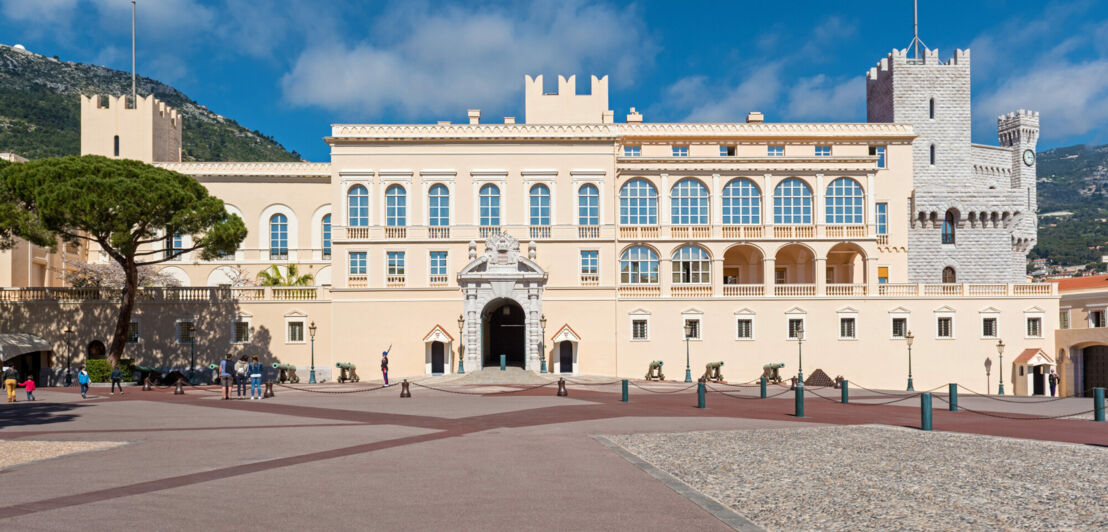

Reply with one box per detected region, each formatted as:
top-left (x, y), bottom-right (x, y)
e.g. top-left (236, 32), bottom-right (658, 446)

top-left (85, 359), bottom-right (135, 383)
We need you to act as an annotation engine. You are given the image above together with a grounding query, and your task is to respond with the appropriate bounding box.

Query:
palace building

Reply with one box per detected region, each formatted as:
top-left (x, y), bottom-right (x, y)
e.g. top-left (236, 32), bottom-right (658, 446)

top-left (1, 46), bottom-right (1078, 395)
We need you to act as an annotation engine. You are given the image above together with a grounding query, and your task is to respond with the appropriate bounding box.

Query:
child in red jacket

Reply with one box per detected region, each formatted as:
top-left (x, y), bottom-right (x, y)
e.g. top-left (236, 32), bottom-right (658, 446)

top-left (21, 377), bottom-right (35, 401)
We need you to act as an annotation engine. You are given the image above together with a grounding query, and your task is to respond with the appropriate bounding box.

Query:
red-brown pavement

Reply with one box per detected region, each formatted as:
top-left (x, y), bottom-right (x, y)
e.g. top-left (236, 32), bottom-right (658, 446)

top-left (0, 382), bottom-right (1104, 530)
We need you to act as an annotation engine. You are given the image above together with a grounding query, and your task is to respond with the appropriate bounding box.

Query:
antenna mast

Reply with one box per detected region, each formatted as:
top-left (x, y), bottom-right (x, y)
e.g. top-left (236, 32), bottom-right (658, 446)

top-left (131, 0), bottom-right (136, 99)
top-left (906, 0), bottom-right (928, 59)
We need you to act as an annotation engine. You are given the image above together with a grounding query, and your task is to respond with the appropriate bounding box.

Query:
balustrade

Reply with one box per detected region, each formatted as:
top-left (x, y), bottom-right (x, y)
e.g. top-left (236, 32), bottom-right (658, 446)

top-left (428, 227), bottom-right (450, 239)
top-left (670, 285), bottom-right (712, 298)
top-left (578, 226), bottom-right (600, 239)
top-left (346, 227), bottom-right (370, 239)
top-left (774, 284), bottom-right (816, 296)
top-left (825, 284), bottom-right (867, 296)
top-left (618, 285), bottom-right (661, 298)
top-left (579, 273), bottom-right (600, 286)
top-left (722, 284), bottom-right (765, 297)
top-left (429, 275), bottom-right (449, 287)
top-left (384, 227), bottom-right (407, 239)
top-left (529, 225), bottom-right (551, 239)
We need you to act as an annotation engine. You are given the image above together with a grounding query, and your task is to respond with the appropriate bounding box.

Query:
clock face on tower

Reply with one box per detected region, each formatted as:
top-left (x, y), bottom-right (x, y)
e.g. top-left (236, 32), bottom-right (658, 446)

top-left (1023, 149), bottom-right (1035, 166)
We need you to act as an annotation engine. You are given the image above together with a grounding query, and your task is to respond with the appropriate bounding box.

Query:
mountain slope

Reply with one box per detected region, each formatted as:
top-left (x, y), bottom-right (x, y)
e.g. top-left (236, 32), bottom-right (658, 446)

top-left (1031, 143), bottom-right (1108, 268)
top-left (0, 44), bottom-right (300, 162)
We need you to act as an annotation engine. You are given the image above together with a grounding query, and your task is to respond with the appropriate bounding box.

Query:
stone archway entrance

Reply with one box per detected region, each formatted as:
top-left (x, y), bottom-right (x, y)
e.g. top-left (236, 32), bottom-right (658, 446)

top-left (483, 299), bottom-right (526, 368)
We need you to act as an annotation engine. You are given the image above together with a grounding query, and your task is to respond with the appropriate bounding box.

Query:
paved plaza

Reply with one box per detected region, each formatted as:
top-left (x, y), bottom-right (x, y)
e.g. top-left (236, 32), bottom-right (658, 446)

top-left (1, 378), bottom-right (1106, 531)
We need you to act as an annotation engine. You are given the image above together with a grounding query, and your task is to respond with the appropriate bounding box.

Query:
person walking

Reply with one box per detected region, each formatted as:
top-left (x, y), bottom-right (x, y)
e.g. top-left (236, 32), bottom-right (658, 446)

top-left (219, 354), bottom-right (234, 400)
top-left (248, 355), bottom-right (264, 400)
top-left (110, 366), bottom-right (124, 395)
top-left (234, 355), bottom-right (248, 398)
top-left (3, 365), bottom-right (19, 403)
top-left (1049, 369), bottom-right (1060, 397)
top-left (77, 366), bottom-right (90, 399)
top-left (380, 351), bottom-right (389, 387)
top-left (21, 376), bottom-right (36, 401)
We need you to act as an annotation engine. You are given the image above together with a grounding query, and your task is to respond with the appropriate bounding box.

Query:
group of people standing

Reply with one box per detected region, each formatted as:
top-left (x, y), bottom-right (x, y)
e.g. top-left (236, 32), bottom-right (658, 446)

top-left (1, 365), bottom-right (34, 402)
top-left (219, 354), bottom-right (265, 400)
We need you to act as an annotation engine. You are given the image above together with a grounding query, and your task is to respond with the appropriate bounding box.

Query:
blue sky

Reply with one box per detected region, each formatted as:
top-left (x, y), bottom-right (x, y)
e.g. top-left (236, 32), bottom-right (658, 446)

top-left (2, 0), bottom-right (1107, 162)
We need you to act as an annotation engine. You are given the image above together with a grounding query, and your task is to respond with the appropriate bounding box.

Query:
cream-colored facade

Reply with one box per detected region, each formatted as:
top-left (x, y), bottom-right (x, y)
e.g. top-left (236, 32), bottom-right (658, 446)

top-left (0, 63), bottom-right (1060, 393)
top-left (1052, 275), bottom-right (1108, 397)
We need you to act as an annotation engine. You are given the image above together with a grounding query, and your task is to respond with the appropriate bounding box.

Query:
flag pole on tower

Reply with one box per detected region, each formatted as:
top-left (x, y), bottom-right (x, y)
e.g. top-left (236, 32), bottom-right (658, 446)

top-left (131, 0), bottom-right (136, 99)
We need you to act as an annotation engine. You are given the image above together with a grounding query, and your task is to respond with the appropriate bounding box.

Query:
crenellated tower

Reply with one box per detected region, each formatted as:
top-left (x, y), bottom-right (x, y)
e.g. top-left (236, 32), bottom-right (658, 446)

top-left (80, 94), bottom-right (182, 163)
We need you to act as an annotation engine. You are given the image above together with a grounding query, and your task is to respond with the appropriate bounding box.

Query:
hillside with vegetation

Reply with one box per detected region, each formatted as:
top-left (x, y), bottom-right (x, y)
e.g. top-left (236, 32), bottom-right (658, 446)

top-left (0, 43), bottom-right (300, 162)
top-left (1031, 143), bottom-right (1108, 270)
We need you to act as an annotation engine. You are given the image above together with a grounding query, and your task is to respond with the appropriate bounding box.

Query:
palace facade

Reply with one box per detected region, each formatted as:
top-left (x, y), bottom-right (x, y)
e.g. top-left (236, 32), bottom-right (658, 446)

top-left (2, 46), bottom-right (1076, 394)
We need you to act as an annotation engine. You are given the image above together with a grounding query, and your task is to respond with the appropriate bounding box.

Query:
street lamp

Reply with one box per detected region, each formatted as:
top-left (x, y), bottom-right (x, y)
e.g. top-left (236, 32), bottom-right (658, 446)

top-left (456, 314), bottom-right (465, 374)
top-left (996, 338), bottom-right (1005, 395)
top-left (188, 322), bottom-right (196, 384)
top-left (795, 322), bottom-right (805, 386)
top-left (683, 322), bottom-right (693, 383)
top-left (905, 330), bottom-right (915, 391)
top-left (539, 314), bottom-right (548, 374)
top-left (64, 327), bottom-right (74, 387)
top-left (308, 321), bottom-right (318, 384)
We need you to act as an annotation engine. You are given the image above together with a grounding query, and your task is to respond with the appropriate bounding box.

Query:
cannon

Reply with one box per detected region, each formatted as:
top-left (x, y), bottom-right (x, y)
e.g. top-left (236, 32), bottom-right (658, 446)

top-left (701, 361), bottom-right (725, 383)
top-left (134, 365), bottom-right (164, 386)
top-left (761, 363), bottom-right (785, 384)
top-left (645, 360), bottom-right (665, 381)
top-left (335, 362), bottom-right (359, 383)
top-left (273, 363), bottom-right (299, 384)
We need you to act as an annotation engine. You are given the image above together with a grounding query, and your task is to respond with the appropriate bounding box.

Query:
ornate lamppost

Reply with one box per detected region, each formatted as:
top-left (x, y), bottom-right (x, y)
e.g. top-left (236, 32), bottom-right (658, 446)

top-left (996, 338), bottom-right (1005, 395)
top-left (539, 314), bottom-right (548, 374)
top-left (683, 322), bottom-right (693, 383)
top-left (905, 330), bottom-right (915, 391)
top-left (308, 321), bottom-right (318, 384)
top-left (64, 327), bottom-right (74, 387)
top-left (188, 322), bottom-right (196, 382)
top-left (456, 314), bottom-right (465, 375)
top-left (795, 322), bottom-right (805, 386)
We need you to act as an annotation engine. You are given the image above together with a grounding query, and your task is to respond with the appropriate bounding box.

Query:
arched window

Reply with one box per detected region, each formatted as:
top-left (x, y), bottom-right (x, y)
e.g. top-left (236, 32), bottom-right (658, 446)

top-left (347, 185), bottom-right (369, 227)
top-left (619, 179), bottom-right (658, 225)
top-left (930, 144), bottom-right (936, 165)
top-left (321, 214), bottom-right (331, 259)
top-left (941, 210), bottom-right (956, 244)
top-left (942, 266), bottom-right (956, 283)
top-left (428, 184), bottom-right (449, 226)
top-left (479, 184), bottom-right (500, 227)
top-left (578, 184), bottom-right (599, 226)
top-left (529, 184), bottom-right (550, 226)
top-left (773, 178), bottom-right (812, 225)
top-left (929, 97), bottom-right (935, 119)
top-left (672, 245), bottom-right (710, 284)
top-left (269, 214), bottom-right (288, 259)
top-left (722, 178), bottom-right (761, 225)
top-left (825, 178), bottom-right (865, 224)
top-left (670, 178), bottom-right (709, 225)
top-left (619, 246), bottom-right (659, 284)
top-left (385, 185), bottom-right (406, 227)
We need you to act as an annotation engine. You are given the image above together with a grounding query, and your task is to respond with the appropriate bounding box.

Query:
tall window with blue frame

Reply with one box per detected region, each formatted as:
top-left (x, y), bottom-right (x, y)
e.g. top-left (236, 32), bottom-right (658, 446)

top-left (869, 146), bottom-right (886, 168)
top-left (269, 214), bottom-right (288, 260)
top-left (428, 184), bottom-right (449, 226)
top-left (580, 250), bottom-right (598, 276)
top-left (429, 251), bottom-right (447, 277)
top-left (619, 246), bottom-right (659, 284)
top-left (347, 185), bottom-right (369, 227)
top-left (773, 178), bottom-right (812, 224)
top-left (876, 203), bottom-right (887, 235)
top-left (578, 184), bottom-right (599, 226)
top-left (387, 251), bottom-right (405, 277)
top-left (529, 184), bottom-right (550, 226)
top-left (824, 178), bottom-right (865, 224)
top-left (322, 214), bottom-right (332, 259)
top-left (722, 178), bottom-right (761, 225)
top-left (385, 185), bottom-right (406, 226)
top-left (619, 179), bottom-right (658, 225)
top-left (479, 184), bottom-right (500, 227)
top-left (670, 178), bottom-right (709, 225)
top-left (349, 252), bottom-right (367, 275)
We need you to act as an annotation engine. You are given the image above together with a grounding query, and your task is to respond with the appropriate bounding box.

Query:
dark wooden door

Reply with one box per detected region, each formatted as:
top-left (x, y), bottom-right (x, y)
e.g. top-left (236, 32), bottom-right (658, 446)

top-left (1084, 346), bottom-right (1108, 394)
top-left (431, 342), bottom-right (445, 374)
top-left (559, 341), bottom-right (573, 373)
top-left (1033, 365), bottom-right (1045, 395)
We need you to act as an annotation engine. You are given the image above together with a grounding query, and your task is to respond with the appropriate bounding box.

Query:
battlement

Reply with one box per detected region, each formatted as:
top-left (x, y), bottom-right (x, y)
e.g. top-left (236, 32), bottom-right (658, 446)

top-left (80, 93), bottom-right (182, 163)
top-left (524, 74), bottom-right (613, 124)
top-left (81, 94), bottom-right (181, 127)
top-left (867, 48), bottom-right (970, 82)
top-left (998, 109), bottom-right (1039, 147)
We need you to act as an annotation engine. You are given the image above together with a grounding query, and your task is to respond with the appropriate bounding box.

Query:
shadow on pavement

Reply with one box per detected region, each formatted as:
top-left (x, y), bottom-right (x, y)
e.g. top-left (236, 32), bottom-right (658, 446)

top-left (0, 402), bottom-right (86, 428)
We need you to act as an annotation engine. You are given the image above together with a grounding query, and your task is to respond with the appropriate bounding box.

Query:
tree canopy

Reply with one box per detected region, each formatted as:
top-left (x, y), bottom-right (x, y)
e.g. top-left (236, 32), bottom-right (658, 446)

top-left (256, 264), bottom-right (314, 287)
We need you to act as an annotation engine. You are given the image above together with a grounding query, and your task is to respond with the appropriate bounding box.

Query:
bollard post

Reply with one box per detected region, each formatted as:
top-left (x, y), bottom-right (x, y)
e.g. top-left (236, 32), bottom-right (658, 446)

top-left (948, 383), bottom-right (958, 412)
top-left (696, 380), bottom-right (706, 409)
top-left (760, 377), bottom-right (767, 398)
top-left (621, 379), bottom-right (628, 402)
top-left (173, 377), bottom-right (185, 395)
top-left (500, 354), bottom-right (506, 371)
top-left (841, 379), bottom-right (849, 404)
top-left (794, 383), bottom-right (804, 418)
top-left (921, 392), bottom-right (933, 431)
top-left (557, 378), bottom-right (568, 397)
top-left (1095, 388), bottom-right (1106, 422)
top-left (263, 381), bottom-right (274, 398)
top-left (400, 379), bottom-right (411, 398)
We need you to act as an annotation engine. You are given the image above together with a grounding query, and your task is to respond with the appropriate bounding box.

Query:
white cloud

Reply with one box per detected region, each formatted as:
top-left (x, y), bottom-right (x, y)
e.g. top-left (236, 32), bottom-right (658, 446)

top-left (0, 0), bottom-right (78, 23)
top-left (663, 64), bottom-right (783, 123)
top-left (280, 1), bottom-right (653, 119)
top-left (976, 60), bottom-right (1108, 141)
top-left (785, 74), bottom-right (864, 122)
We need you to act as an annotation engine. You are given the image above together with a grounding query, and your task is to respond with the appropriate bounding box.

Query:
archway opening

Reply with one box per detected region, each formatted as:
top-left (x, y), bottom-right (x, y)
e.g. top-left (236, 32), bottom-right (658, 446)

top-left (483, 299), bottom-right (526, 368)
top-left (1083, 345), bottom-right (1108, 393)
top-left (773, 244), bottom-right (815, 284)
top-left (722, 245), bottom-right (764, 285)
top-left (826, 243), bottom-right (867, 284)
top-left (87, 340), bottom-right (107, 360)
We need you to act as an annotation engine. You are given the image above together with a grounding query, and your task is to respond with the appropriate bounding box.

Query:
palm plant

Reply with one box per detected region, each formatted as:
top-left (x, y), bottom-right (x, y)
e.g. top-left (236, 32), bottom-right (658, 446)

top-left (256, 264), bottom-right (314, 287)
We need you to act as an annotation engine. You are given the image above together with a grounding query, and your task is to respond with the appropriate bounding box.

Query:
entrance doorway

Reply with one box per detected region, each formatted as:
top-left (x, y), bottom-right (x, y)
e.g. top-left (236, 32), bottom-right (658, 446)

top-left (87, 340), bottom-right (106, 360)
top-left (483, 299), bottom-right (526, 368)
top-left (1032, 365), bottom-right (1046, 396)
top-left (559, 341), bottom-right (573, 374)
top-left (431, 341), bottom-right (445, 375)
top-left (1084, 346), bottom-right (1108, 393)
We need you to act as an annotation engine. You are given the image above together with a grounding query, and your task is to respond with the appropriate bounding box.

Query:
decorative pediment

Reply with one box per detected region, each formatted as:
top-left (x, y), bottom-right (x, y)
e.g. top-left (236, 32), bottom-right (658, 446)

top-left (836, 306), bottom-right (859, 314)
top-left (1023, 306), bottom-right (1045, 314)
top-left (888, 306), bottom-right (911, 314)
top-left (236, 311), bottom-right (253, 318)
top-left (1013, 348), bottom-right (1054, 367)
top-left (628, 307), bottom-right (652, 316)
top-left (681, 307), bottom-right (704, 315)
top-left (551, 324), bottom-right (581, 343)
top-left (422, 324), bottom-right (454, 344)
top-left (457, 234), bottom-right (548, 283)
top-left (784, 306), bottom-right (806, 315)
top-left (734, 307), bottom-right (756, 316)
top-left (284, 310), bottom-right (308, 318)
top-left (933, 305), bottom-right (956, 313)
top-left (978, 306), bottom-right (1001, 314)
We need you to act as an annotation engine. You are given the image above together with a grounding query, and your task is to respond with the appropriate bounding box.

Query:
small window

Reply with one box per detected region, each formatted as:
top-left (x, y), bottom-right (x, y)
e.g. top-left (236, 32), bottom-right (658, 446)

top-left (684, 318), bottom-right (701, 340)
top-left (892, 317), bottom-right (908, 338)
top-left (113, 135), bottom-right (120, 157)
top-left (775, 268), bottom-right (787, 285)
top-left (876, 203), bottom-right (888, 235)
top-left (386, 251), bottom-right (406, 276)
top-left (930, 144), bottom-right (936, 165)
top-left (982, 317), bottom-right (997, 338)
top-left (322, 214), bottom-right (332, 259)
top-left (815, 145), bottom-right (831, 157)
top-left (429, 251), bottom-right (448, 276)
top-left (1026, 317), bottom-right (1042, 337)
top-left (788, 318), bottom-right (804, 339)
top-left (736, 319), bottom-right (753, 339)
top-left (632, 319), bottom-right (649, 340)
top-left (942, 266), bottom-right (956, 283)
top-left (929, 98), bottom-right (935, 119)
top-left (233, 320), bottom-right (251, 343)
top-left (878, 266), bottom-right (889, 284)
top-left (1091, 310), bottom-right (1105, 328)
top-left (839, 317), bottom-right (856, 339)
top-left (937, 317), bottom-right (953, 338)
top-left (580, 250), bottom-right (598, 275)
top-left (672, 145), bottom-right (689, 157)
top-left (869, 146), bottom-right (887, 168)
top-left (1059, 310), bottom-right (1070, 330)
top-left (176, 321), bottom-right (195, 344)
top-left (288, 321), bottom-right (305, 343)
top-left (349, 252), bottom-right (367, 275)
top-left (623, 145), bottom-right (641, 157)
top-left (720, 145), bottom-right (736, 156)
top-left (767, 145), bottom-right (784, 157)
top-left (126, 322), bottom-right (140, 344)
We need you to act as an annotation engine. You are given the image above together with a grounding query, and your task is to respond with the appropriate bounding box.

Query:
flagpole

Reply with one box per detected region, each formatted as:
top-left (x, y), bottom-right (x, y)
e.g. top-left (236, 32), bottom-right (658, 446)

top-left (131, 0), bottom-right (136, 99)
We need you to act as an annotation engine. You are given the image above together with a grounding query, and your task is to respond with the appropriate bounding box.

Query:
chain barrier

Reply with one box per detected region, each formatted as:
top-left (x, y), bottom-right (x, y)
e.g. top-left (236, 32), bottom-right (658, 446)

top-left (706, 378), bottom-right (763, 388)
top-left (954, 384), bottom-right (1081, 403)
top-left (708, 386), bottom-right (792, 399)
top-left (847, 382), bottom-right (944, 397)
top-left (803, 387), bottom-right (845, 403)
top-left (932, 395), bottom-right (1096, 420)
top-left (561, 379), bottom-right (624, 386)
top-left (408, 380), bottom-right (557, 395)
top-left (274, 382), bottom-right (390, 394)
top-left (628, 381), bottom-right (699, 394)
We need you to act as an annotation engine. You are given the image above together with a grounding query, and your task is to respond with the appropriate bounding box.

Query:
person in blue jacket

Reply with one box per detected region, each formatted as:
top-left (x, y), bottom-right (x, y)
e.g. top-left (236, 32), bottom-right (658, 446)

top-left (77, 366), bottom-right (90, 399)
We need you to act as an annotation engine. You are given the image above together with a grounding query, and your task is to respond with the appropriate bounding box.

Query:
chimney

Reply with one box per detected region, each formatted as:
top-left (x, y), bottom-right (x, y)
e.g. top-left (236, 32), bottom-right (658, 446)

top-left (504, 117), bottom-right (516, 124)
top-left (746, 112), bottom-right (764, 123)
top-left (626, 107), bottom-right (643, 123)
top-left (468, 109), bottom-right (481, 124)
